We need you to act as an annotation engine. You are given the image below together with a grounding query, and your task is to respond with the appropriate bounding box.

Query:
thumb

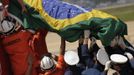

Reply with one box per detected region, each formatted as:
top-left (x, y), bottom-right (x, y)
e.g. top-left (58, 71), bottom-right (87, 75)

top-left (124, 52), bottom-right (133, 60)
top-left (104, 61), bottom-right (111, 71)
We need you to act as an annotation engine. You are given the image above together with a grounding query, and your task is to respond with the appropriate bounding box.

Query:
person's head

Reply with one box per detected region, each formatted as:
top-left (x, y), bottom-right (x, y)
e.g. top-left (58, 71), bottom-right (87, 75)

top-left (64, 51), bottom-right (80, 66)
top-left (110, 54), bottom-right (128, 72)
top-left (0, 3), bottom-right (15, 34)
top-left (110, 54), bottom-right (128, 64)
top-left (40, 56), bottom-right (56, 71)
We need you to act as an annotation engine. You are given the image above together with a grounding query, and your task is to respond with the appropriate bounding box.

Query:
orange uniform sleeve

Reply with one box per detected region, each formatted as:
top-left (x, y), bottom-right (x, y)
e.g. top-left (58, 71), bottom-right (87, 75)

top-left (57, 55), bottom-right (67, 69)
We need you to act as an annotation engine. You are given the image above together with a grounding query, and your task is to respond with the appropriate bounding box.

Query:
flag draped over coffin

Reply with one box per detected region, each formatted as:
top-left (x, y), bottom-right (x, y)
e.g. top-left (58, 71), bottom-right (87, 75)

top-left (8, 0), bottom-right (127, 46)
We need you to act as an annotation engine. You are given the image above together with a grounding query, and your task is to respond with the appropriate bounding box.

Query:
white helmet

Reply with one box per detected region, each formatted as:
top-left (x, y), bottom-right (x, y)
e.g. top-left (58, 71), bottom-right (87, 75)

top-left (110, 54), bottom-right (128, 64)
top-left (0, 20), bottom-right (15, 33)
top-left (64, 51), bottom-right (79, 65)
top-left (97, 48), bottom-right (110, 65)
top-left (40, 56), bottom-right (55, 71)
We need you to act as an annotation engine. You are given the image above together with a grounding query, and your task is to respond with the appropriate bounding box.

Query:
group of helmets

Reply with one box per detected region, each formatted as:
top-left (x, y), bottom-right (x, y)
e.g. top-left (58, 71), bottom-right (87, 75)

top-left (40, 49), bottom-right (129, 71)
top-left (40, 51), bottom-right (79, 71)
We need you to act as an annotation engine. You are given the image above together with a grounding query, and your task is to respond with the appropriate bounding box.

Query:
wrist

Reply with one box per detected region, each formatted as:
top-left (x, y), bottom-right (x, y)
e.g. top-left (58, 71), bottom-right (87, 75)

top-left (83, 38), bottom-right (88, 44)
top-left (120, 45), bottom-right (127, 50)
top-left (104, 67), bottom-right (109, 71)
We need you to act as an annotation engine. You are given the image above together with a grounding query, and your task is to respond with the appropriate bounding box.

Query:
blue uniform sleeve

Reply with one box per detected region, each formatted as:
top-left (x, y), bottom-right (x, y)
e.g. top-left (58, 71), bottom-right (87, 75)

top-left (64, 68), bottom-right (73, 75)
top-left (100, 71), bottom-right (106, 75)
top-left (81, 44), bottom-right (90, 57)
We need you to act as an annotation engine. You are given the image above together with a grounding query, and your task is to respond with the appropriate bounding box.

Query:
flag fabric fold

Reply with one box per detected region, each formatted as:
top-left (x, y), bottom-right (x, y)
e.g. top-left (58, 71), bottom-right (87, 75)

top-left (8, 0), bottom-right (127, 46)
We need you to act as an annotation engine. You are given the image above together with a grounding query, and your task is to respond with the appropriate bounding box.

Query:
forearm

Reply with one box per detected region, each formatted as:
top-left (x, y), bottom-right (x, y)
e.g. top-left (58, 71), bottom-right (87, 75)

top-left (18, 0), bottom-right (25, 7)
top-left (130, 59), bottom-right (134, 69)
top-left (60, 38), bottom-right (65, 55)
top-left (17, 0), bottom-right (26, 12)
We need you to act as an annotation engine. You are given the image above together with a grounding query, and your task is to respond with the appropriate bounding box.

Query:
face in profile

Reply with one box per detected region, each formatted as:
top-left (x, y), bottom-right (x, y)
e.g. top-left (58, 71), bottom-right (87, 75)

top-left (113, 64), bottom-right (121, 72)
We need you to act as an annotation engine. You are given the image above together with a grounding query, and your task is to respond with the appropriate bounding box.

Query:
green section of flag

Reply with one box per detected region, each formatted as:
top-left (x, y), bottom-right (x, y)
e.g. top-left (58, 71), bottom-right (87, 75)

top-left (58, 18), bottom-right (127, 46)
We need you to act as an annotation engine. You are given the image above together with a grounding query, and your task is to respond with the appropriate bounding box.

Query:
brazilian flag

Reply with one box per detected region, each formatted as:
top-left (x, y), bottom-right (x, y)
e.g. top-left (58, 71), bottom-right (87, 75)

top-left (8, 0), bottom-right (127, 46)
